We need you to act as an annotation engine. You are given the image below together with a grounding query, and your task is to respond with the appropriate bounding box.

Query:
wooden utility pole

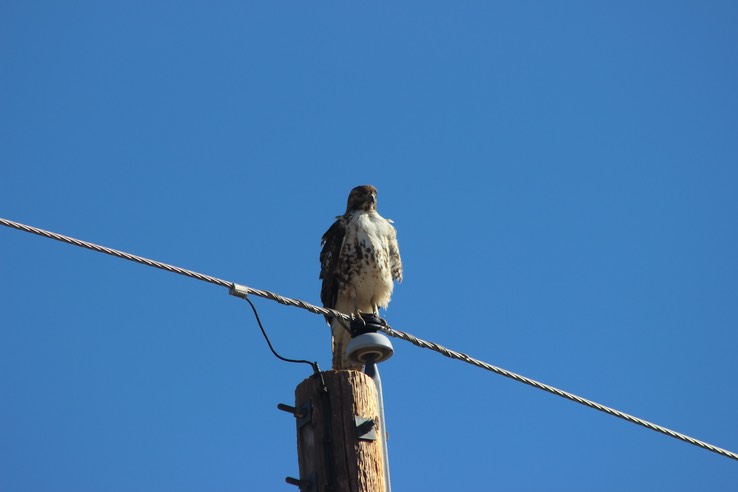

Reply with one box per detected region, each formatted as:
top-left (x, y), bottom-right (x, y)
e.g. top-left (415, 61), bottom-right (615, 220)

top-left (282, 370), bottom-right (386, 492)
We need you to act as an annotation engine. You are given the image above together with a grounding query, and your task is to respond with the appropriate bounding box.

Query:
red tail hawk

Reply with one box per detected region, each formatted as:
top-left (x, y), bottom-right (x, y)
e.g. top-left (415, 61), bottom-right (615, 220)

top-left (320, 185), bottom-right (403, 370)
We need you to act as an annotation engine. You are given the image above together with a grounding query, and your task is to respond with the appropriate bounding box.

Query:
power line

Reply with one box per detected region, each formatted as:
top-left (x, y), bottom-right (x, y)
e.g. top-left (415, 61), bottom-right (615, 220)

top-left (0, 217), bottom-right (350, 322)
top-left (382, 325), bottom-right (738, 460)
top-left (2, 216), bottom-right (737, 463)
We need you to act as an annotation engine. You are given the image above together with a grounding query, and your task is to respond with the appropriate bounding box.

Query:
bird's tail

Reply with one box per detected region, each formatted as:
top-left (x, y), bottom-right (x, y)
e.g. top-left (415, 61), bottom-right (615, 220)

top-left (331, 318), bottom-right (363, 371)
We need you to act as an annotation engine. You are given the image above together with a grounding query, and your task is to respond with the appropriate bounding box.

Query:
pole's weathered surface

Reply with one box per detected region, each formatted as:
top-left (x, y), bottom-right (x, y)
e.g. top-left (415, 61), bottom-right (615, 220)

top-left (294, 370), bottom-right (385, 492)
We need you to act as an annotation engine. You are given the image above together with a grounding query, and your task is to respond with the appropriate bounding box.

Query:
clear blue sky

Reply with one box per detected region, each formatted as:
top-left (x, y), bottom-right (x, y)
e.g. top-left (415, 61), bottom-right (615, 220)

top-left (2, 2), bottom-right (737, 490)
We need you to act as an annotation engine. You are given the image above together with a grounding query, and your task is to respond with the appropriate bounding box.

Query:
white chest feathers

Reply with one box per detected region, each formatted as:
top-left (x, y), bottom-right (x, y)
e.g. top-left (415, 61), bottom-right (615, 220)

top-left (339, 211), bottom-right (398, 311)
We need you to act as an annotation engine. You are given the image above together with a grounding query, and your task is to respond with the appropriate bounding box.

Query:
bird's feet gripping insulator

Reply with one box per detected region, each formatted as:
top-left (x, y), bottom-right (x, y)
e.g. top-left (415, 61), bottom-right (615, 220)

top-left (350, 312), bottom-right (384, 338)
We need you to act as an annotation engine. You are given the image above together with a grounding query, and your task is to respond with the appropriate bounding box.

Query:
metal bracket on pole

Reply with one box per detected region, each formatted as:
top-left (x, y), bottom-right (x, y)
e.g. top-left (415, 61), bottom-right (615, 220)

top-left (355, 416), bottom-right (378, 441)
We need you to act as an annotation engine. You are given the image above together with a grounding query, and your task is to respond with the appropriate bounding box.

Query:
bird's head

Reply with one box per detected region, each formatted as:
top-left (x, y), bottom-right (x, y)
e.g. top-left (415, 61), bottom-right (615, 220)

top-left (345, 185), bottom-right (378, 213)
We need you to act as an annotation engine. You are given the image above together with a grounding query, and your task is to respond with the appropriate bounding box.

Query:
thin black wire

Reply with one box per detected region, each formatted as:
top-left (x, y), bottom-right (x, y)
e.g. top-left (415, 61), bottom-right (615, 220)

top-left (244, 296), bottom-right (320, 374)
top-left (2, 216), bottom-right (737, 462)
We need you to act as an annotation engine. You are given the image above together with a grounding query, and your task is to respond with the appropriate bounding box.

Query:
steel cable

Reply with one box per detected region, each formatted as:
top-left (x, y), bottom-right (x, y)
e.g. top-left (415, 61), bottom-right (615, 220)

top-left (0, 217), bottom-right (351, 321)
top-left (2, 216), bottom-right (737, 462)
top-left (380, 324), bottom-right (738, 461)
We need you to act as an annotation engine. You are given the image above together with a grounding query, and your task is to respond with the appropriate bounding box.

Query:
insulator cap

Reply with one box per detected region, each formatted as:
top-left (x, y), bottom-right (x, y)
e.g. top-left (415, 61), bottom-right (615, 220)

top-left (347, 332), bottom-right (394, 364)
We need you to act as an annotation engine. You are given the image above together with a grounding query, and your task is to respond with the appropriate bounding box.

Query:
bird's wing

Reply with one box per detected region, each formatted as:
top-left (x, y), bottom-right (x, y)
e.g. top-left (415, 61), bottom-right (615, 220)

top-left (320, 217), bottom-right (347, 314)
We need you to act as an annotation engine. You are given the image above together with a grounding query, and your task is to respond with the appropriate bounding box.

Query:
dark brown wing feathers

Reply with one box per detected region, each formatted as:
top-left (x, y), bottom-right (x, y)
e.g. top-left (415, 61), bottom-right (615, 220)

top-left (319, 216), bottom-right (346, 317)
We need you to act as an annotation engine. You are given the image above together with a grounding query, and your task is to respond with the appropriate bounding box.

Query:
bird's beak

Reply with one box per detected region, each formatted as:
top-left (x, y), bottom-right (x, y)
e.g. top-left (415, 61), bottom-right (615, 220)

top-left (369, 194), bottom-right (376, 204)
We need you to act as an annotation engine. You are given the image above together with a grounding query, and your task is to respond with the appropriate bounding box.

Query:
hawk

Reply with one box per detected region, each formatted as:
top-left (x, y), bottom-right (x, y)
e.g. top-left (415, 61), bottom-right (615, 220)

top-left (320, 185), bottom-right (403, 370)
